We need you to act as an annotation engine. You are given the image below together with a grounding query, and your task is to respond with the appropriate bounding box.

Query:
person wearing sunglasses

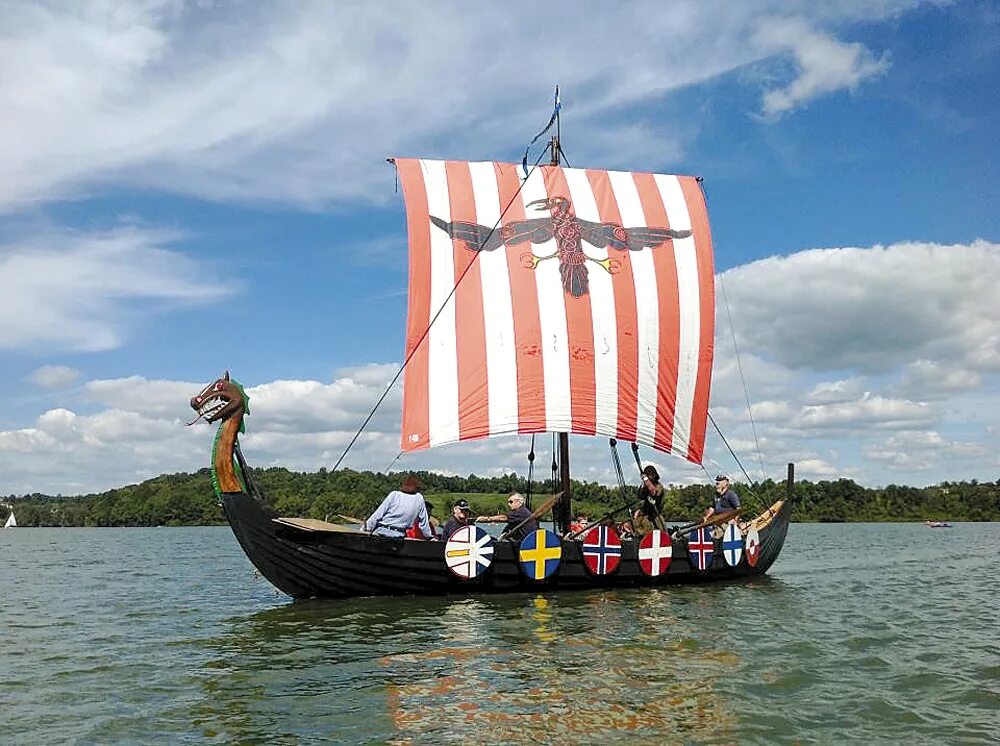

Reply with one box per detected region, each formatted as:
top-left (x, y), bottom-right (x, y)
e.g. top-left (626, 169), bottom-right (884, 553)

top-left (476, 491), bottom-right (536, 542)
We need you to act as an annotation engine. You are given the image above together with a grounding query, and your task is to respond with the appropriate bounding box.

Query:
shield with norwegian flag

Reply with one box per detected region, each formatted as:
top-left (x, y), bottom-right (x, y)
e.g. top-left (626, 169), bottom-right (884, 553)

top-left (722, 523), bottom-right (743, 566)
top-left (581, 525), bottom-right (622, 575)
top-left (638, 529), bottom-right (672, 576)
top-left (687, 527), bottom-right (714, 570)
top-left (745, 526), bottom-right (761, 568)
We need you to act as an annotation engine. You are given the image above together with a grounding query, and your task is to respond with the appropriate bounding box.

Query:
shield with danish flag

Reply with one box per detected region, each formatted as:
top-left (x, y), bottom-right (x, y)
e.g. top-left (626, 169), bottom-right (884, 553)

top-left (638, 529), bottom-right (672, 576)
top-left (444, 525), bottom-right (495, 579)
top-left (722, 523), bottom-right (743, 567)
top-left (581, 525), bottom-right (622, 575)
top-left (687, 527), bottom-right (714, 570)
top-left (745, 526), bottom-right (761, 567)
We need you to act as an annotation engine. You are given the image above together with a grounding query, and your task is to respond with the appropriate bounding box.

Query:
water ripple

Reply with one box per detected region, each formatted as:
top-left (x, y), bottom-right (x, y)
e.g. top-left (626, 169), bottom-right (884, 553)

top-left (1, 524), bottom-right (999, 743)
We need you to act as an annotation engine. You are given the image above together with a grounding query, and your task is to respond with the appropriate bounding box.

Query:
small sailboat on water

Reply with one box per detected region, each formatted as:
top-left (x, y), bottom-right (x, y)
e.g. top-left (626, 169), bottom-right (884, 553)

top-left (189, 97), bottom-right (791, 599)
top-left (3, 510), bottom-right (15, 529)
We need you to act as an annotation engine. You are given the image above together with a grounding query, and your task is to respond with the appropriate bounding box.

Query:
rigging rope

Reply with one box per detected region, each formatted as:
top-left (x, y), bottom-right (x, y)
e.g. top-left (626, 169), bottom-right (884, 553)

top-left (697, 177), bottom-right (766, 484)
top-left (522, 85), bottom-right (561, 177)
top-left (526, 434), bottom-right (536, 510)
top-left (706, 412), bottom-right (764, 511)
top-left (609, 439), bottom-right (627, 494)
top-left (330, 148), bottom-right (552, 472)
top-left (719, 273), bottom-right (767, 482)
top-left (383, 451), bottom-right (403, 474)
top-left (550, 433), bottom-right (558, 496)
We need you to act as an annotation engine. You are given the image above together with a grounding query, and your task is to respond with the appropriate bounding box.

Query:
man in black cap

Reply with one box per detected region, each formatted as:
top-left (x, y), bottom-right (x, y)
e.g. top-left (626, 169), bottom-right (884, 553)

top-left (442, 498), bottom-right (474, 540)
top-left (703, 475), bottom-right (741, 522)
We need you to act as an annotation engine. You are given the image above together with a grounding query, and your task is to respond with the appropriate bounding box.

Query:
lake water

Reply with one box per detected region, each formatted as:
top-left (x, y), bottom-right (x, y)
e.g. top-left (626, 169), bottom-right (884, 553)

top-left (1, 523), bottom-right (998, 744)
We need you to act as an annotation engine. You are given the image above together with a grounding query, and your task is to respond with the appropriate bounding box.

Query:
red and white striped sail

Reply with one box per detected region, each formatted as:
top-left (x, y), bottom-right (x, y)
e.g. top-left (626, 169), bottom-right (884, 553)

top-left (395, 159), bottom-right (715, 463)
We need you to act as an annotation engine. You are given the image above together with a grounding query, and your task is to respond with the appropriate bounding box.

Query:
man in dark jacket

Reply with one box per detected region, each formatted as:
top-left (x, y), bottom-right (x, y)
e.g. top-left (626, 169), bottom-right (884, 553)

top-left (441, 499), bottom-right (474, 540)
top-left (703, 475), bottom-right (741, 522)
top-left (477, 492), bottom-right (536, 543)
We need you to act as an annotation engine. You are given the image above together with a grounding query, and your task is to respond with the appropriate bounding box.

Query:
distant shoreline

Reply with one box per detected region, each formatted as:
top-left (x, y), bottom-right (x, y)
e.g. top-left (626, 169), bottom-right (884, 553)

top-left (4, 467), bottom-right (997, 526)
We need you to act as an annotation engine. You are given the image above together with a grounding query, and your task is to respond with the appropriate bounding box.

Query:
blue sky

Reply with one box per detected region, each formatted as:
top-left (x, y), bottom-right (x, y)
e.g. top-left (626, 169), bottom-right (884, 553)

top-left (0, 0), bottom-right (997, 494)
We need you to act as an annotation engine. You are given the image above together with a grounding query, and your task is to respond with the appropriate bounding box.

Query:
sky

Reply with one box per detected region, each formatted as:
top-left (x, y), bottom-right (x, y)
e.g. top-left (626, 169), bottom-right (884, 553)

top-left (1, 0), bottom-right (997, 495)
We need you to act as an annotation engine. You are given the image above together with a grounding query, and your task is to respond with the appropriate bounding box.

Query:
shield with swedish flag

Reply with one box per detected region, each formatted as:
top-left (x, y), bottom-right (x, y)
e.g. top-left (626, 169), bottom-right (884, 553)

top-left (518, 529), bottom-right (562, 581)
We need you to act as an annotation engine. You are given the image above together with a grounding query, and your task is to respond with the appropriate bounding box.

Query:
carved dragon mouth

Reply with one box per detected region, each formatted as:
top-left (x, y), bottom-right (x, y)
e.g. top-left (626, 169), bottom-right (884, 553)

top-left (188, 372), bottom-right (245, 426)
top-left (188, 394), bottom-right (229, 425)
top-left (188, 385), bottom-right (236, 425)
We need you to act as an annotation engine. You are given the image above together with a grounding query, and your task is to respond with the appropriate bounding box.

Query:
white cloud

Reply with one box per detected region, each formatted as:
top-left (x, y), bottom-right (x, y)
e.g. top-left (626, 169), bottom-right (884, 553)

top-left (804, 377), bottom-right (867, 405)
top-left (0, 225), bottom-right (236, 353)
top-left (0, 1), bottom-right (925, 213)
top-left (896, 359), bottom-right (982, 400)
top-left (722, 240), bottom-right (1000, 377)
top-left (755, 17), bottom-right (890, 119)
top-left (797, 394), bottom-right (937, 430)
top-left (865, 430), bottom-right (991, 472)
top-left (26, 365), bottom-right (82, 389)
top-left (5, 234), bottom-right (1000, 494)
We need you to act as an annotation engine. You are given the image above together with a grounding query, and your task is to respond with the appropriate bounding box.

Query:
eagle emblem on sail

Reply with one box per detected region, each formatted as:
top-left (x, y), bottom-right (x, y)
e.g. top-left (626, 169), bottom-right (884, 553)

top-left (431, 195), bottom-right (691, 297)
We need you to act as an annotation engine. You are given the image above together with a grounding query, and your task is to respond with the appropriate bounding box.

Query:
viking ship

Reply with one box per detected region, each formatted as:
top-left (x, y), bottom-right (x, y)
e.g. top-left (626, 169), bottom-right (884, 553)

top-left (190, 99), bottom-right (791, 599)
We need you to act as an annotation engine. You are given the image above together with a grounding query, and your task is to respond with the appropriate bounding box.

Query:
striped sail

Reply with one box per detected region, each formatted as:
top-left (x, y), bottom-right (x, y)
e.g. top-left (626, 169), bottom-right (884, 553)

top-left (395, 159), bottom-right (715, 463)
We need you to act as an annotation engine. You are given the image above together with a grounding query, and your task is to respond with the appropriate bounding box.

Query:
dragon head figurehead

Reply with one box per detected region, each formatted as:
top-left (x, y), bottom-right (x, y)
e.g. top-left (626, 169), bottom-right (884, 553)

top-left (189, 371), bottom-right (250, 430)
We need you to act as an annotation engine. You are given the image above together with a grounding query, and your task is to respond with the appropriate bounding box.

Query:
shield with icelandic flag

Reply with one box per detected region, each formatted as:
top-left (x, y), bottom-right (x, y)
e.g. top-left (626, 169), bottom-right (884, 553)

top-left (745, 526), bottom-right (761, 567)
top-left (638, 529), bottom-right (672, 576)
top-left (519, 528), bottom-right (562, 580)
top-left (722, 523), bottom-right (743, 567)
top-left (444, 525), bottom-right (495, 579)
top-left (687, 527), bottom-right (714, 570)
top-left (581, 525), bottom-right (622, 575)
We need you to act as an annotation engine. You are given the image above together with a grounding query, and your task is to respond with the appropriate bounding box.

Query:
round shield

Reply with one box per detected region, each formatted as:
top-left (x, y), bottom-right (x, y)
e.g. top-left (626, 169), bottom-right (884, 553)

top-left (445, 525), bottom-right (495, 579)
top-left (638, 529), bottom-right (672, 576)
top-left (745, 526), bottom-right (761, 568)
top-left (721, 523), bottom-right (743, 567)
top-left (687, 527), bottom-right (715, 570)
top-left (519, 528), bottom-right (562, 580)
top-left (581, 525), bottom-right (622, 575)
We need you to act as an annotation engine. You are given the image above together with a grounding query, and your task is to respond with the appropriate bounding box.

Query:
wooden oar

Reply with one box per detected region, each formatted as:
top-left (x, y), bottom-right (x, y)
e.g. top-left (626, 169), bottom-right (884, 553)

top-left (337, 514), bottom-right (365, 524)
top-left (497, 492), bottom-right (561, 541)
top-left (671, 517), bottom-right (705, 534)
top-left (567, 495), bottom-right (643, 540)
top-left (673, 508), bottom-right (745, 539)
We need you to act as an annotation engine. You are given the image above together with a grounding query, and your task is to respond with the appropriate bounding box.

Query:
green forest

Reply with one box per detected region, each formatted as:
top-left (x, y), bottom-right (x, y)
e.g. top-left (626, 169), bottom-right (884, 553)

top-left (3, 467), bottom-right (998, 527)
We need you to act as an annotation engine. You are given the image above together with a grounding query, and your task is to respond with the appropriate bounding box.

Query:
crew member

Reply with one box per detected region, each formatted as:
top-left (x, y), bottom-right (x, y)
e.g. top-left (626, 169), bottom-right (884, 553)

top-left (633, 465), bottom-right (665, 533)
top-left (477, 491), bottom-right (536, 543)
top-left (365, 475), bottom-right (435, 539)
top-left (703, 475), bottom-right (741, 522)
top-left (441, 499), bottom-right (473, 540)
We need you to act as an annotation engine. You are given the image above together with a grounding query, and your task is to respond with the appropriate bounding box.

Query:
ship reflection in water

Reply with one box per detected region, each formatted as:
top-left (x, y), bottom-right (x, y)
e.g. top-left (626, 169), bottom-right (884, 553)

top-left (380, 590), bottom-right (740, 742)
top-left (195, 581), bottom-right (779, 743)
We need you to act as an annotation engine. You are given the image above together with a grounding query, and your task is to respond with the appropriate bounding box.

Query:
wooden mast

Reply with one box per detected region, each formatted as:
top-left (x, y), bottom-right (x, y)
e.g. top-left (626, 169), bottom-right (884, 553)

top-left (550, 107), bottom-right (572, 535)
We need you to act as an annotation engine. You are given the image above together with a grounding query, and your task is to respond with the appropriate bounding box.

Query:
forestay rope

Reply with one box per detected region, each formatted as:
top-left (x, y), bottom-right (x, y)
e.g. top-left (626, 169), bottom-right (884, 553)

top-left (330, 147), bottom-right (552, 472)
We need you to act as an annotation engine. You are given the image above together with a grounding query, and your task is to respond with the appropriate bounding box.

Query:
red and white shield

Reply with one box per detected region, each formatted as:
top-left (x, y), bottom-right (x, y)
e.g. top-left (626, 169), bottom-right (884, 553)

top-left (745, 526), bottom-right (761, 568)
top-left (638, 530), bottom-right (672, 576)
top-left (581, 525), bottom-right (622, 575)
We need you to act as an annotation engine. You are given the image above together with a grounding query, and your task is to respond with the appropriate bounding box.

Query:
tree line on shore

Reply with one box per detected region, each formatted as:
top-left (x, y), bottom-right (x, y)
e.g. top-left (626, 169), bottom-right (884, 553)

top-left (2, 467), bottom-right (998, 527)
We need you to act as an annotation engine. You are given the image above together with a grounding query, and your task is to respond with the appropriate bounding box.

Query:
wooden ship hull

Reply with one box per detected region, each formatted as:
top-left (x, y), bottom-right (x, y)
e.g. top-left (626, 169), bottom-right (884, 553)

top-left (221, 490), bottom-right (791, 600)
